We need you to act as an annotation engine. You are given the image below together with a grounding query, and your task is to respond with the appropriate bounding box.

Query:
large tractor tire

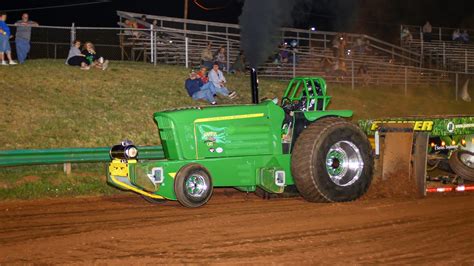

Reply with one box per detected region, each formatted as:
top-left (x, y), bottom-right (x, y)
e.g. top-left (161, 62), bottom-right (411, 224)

top-left (174, 164), bottom-right (213, 208)
top-left (449, 150), bottom-right (474, 181)
top-left (291, 117), bottom-right (374, 202)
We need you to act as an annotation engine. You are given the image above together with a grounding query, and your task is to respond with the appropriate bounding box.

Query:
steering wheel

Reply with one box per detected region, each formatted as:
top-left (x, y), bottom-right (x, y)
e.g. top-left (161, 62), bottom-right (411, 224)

top-left (281, 96), bottom-right (306, 112)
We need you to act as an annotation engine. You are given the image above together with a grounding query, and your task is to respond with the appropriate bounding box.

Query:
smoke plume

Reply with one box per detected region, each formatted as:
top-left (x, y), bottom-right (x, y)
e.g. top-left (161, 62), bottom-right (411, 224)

top-left (239, 0), bottom-right (302, 68)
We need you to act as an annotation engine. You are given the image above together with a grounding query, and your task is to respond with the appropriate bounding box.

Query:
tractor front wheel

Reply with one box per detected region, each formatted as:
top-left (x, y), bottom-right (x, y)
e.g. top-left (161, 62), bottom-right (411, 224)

top-left (291, 117), bottom-right (374, 202)
top-left (174, 164), bottom-right (213, 208)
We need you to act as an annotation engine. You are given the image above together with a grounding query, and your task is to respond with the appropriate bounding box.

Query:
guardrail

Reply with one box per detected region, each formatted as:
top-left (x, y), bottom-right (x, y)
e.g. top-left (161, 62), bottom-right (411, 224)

top-left (0, 146), bottom-right (165, 174)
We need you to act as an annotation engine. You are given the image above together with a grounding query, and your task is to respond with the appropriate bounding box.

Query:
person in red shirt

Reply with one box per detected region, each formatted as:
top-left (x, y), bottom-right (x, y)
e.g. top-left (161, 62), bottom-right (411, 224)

top-left (137, 15), bottom-right (147, 29)
top-left (197, 66), bottom-right (209, 83)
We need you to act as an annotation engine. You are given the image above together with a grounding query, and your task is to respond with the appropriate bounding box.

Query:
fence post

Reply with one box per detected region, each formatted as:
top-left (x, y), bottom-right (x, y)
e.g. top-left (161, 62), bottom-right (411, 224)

top-left (443, 42), bottom-right (446, 68)
top-left (150, 25), bottom-right (154, 63)
top-left (455, 73), bottom-right (459, 101)
top-left (351, 60), bottom-right (355, 90)
top-left (185, 37), bottom-right (189, 68)
top-left (154, 29), bottom-right (157, 66)
top-left (420, 32), bottom-right (424, 68)
top-left (438, 27), bottom-right (442, 41)
top-left (309, 31), bottom-right (312, 50)
top-left (323, 34), bottom-right (327, 50)
top-left (63, 163), bottom-right (71, 176)
top-left (226, 40), bottom-right (230, 72)
top-left (70, 23), bottom-right (76, 45)
top-left (465, 49), bottom-right (468, 73)
top-left (292, 51), bottom-right (296, 78)
top-left (54, 44), bottom-right (57, 59)
top-left (404, 67), bottom-right (408, 96)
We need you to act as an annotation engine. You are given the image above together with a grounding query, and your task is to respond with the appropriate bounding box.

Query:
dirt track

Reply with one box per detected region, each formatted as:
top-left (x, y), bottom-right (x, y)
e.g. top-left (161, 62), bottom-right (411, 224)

top-left (0, 190), bottom-right (473, 264)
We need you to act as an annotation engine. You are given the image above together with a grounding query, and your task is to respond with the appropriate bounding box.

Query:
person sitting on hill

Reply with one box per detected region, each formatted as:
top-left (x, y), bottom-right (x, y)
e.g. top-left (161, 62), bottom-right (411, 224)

top-left (201, 42), bottom-right (213, 69)
top-left (452, 29), bottom-right (462, 42)
top-left (185, 71), bottom-right (216, 105)
top-left (461, 30), bottom-right (470, 43)
top-left (185, 69), bottom-right (236, 105)
top-left (66, 40), bottom-right (89, 70)
top-left (197, 66), bottom-right (209, 83)
top-left (230, 50), bottom-right (245, 73)
top-left (208, 62), bottom-right (237, 99)
top-left (214, 46), bottom-right (227, 70)
top-left (82, 41), bottom-right (109, 70)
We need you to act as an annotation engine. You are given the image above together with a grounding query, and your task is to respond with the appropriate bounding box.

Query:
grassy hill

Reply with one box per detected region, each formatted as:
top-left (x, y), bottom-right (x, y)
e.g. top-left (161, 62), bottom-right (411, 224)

top-left (0, 59), bottom-right (472, 199)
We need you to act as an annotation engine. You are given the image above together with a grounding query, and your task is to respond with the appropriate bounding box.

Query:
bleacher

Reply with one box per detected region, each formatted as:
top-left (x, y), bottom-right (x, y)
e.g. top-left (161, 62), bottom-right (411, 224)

top-left (401, 24), bottom-right (474, 73)
top-left (116, 11), bottom-right (452, 86)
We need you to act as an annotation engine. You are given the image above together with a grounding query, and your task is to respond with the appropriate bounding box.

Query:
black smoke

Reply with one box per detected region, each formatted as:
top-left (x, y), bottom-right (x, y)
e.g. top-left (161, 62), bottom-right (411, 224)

top-left (239, 0), bottom-right (305, 68)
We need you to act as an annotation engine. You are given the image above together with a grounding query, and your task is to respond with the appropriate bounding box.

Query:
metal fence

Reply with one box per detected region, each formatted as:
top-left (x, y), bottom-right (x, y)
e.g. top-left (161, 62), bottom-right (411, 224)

top-left (4, 19), bottom-right (472, 100)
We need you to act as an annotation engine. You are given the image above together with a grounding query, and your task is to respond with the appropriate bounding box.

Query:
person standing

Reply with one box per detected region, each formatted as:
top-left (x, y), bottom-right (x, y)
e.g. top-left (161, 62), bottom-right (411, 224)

top-left (422, 21), bottom-right (432, 42)
top-left (0, 11), bottom-right (17, 65)
top-left (14, 13), bottom-right (38, 64)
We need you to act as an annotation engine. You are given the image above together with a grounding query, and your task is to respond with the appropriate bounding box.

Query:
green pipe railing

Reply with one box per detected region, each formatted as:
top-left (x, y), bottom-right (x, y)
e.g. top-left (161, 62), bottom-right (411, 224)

top-left (0, 146), bottom-right (165, 167)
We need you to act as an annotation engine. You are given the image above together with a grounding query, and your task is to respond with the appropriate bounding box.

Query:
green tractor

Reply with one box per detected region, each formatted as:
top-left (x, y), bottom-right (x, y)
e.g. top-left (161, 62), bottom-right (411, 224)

top-left (107, 71), bottom-right (374, 207)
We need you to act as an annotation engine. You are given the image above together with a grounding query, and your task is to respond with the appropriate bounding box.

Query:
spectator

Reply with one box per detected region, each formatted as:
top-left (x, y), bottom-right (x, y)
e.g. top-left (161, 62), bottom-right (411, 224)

top-left (354, 36), bottom-right (366, 54)
top-left (82, 41), bottom-right (109, 70)
top-left (288, 40), bottom-right (299, 64)
top-left (66, 40), bottom-right (89, 70)
top-left (201, 42), bottom-right (213, 69)
top-left (0, 11), bottom-right (17, 65)
top-left (461, 30), bottom-right (470, 43)
top-left (137, 15), bottom-right (147, 29)
top-left (338, 33), bottom-right (347, 59)
top-left (230, 50), bottom-right (245, 73)
top-left (320, 57), bottom-right (334, 75)
top-left (124, 19), bottom-right (139, 37)
top-left (332, 34), bottom-right (340, 58)
top-left (452, 29), bottom-right (461, 41)
top-left (14, 13), bottom-right (38, 64)
top-left (279, 42), bottom-right (289, 64)
top-left (357, 64), bottom-right (370, 86)
top-left (422, 21), bottom-right (432, 42)
top-left (208, 62), bottom-right (237, 99)
top-left (214, 46), bottom-right (227, 70)
top-left (401, 27), bottom-right (413, 45)
top-left (185, 71), bottom-right (216, 105)
top-left (197, 66), bottom-right (209, 83)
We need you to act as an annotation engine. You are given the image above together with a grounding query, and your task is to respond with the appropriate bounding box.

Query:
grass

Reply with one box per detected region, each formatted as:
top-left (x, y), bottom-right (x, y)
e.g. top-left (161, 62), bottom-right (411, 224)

top-left (0, 59), bottom-right (472, 200)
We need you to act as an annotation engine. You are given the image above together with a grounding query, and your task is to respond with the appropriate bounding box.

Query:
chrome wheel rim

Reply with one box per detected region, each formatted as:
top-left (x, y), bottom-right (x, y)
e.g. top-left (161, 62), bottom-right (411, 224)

top-left (185, 174), bottom-right (208, 199)
top-left (459, 152), bottom-right (474, 169)
top-left (325, 140), bottom-right (364, 187)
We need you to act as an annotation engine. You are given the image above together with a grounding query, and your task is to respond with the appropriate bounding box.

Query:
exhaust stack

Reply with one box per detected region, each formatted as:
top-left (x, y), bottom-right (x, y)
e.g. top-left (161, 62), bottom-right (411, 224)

top-left (250, 68), bottom-right (259, 104)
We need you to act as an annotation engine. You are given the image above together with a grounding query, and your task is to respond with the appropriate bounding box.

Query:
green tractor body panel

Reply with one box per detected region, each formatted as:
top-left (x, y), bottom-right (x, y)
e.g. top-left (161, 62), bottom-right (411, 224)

top-left (154, 101), bottom-right (286, 161)
top-left (107, 77), bottom-right (355, 201)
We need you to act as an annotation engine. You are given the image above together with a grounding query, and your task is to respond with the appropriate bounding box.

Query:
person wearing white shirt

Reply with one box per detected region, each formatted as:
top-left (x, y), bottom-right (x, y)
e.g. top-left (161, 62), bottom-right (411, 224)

top-left (208, 62), bottom-right (237, 99)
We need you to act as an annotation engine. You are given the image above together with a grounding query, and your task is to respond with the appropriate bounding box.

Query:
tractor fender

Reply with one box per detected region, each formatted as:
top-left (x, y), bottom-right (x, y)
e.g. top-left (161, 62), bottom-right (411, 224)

top-left (303, 110), bottom-right (353, 122)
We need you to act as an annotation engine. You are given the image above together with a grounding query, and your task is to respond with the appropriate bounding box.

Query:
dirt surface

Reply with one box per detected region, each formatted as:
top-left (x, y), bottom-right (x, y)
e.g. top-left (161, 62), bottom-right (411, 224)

top-left (0, 190), bottom-right (473, 264)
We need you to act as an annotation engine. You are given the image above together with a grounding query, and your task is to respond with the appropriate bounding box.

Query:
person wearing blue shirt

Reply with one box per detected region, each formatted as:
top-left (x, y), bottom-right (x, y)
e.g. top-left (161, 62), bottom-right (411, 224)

top-left (0, 11), bottom-right (17, 65)
top-left (185, 70), bottom-right (237, 105)
top-left (185, 72), bottom-right (216, 105)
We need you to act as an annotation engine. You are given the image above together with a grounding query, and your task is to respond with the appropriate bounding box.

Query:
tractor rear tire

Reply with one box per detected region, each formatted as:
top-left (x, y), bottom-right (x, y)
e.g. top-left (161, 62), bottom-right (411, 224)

top-left (291, 117), bottom-right (374, 202)
top-left (174, 163), bottom-right (213, 208)
top-left (449, 150), bottom-right (474, 181)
